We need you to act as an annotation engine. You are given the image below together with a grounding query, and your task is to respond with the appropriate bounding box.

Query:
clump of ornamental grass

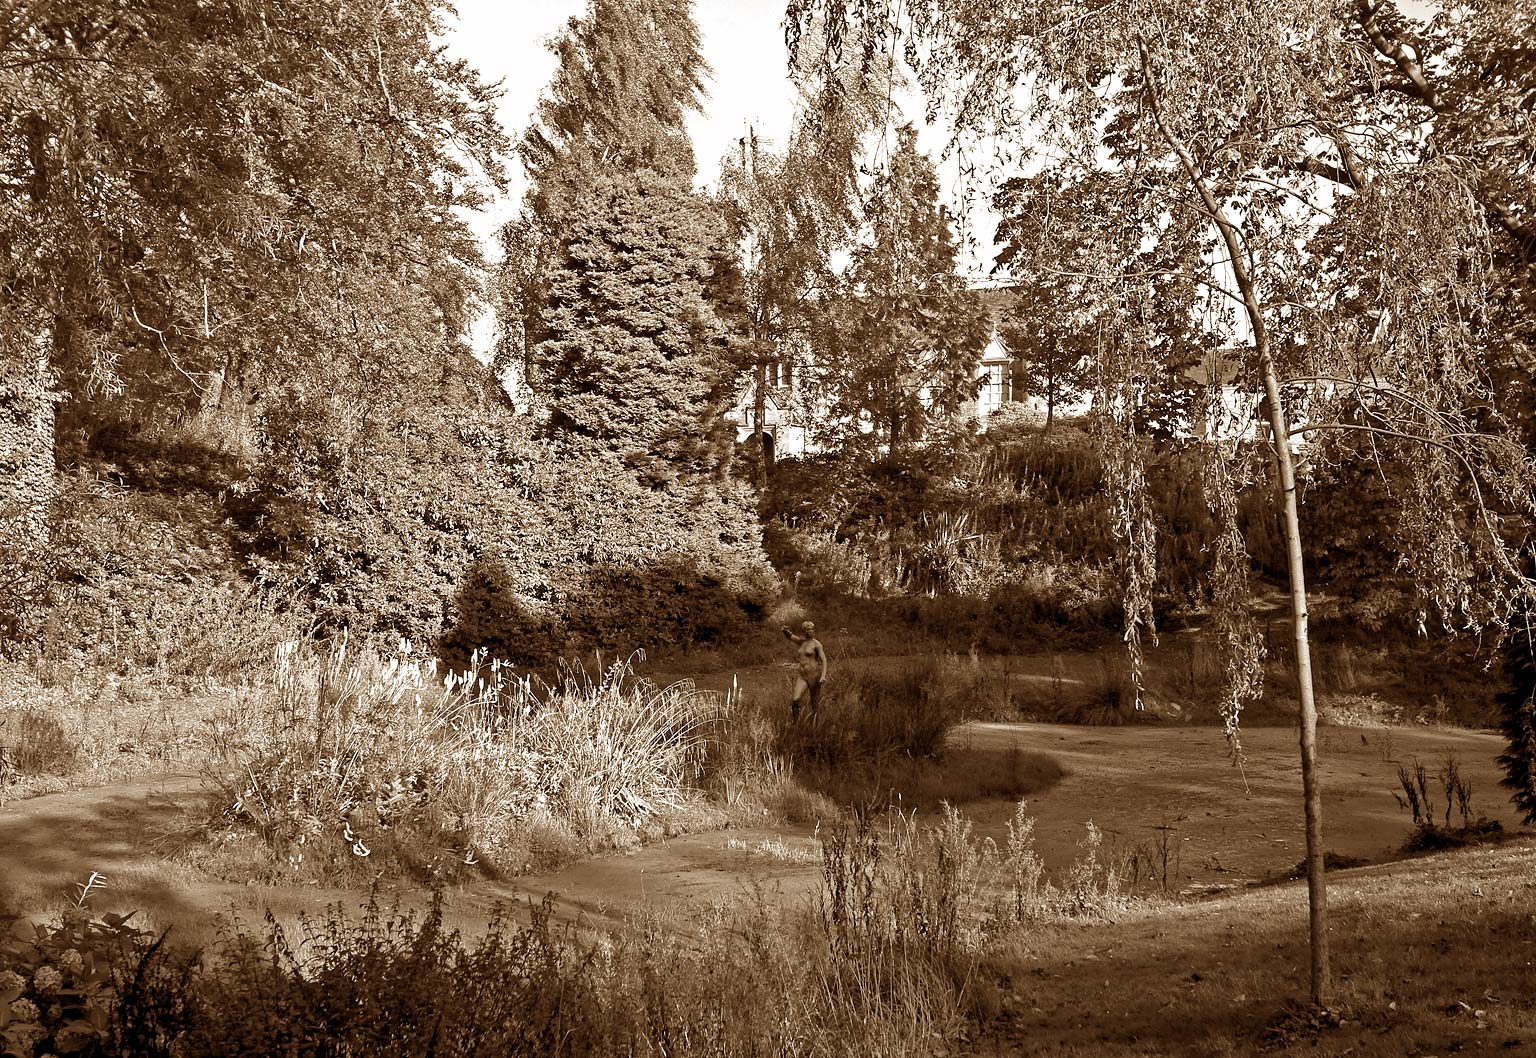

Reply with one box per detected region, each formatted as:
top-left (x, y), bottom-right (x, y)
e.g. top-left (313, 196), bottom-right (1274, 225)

top-left (203, 639), bottom-right (718, 882)
top-left (822, 800), bottom-right (1141, 973)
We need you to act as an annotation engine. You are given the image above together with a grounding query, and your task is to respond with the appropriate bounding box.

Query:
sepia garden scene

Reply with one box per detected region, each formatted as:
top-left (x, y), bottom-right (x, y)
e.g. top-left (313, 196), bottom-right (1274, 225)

top-left (2, 0), bottom-right (1536, 1054)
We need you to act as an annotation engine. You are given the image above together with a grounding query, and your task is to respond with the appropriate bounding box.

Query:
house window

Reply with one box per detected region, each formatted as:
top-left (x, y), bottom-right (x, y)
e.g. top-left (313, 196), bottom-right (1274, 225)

top-left (984, 364), bottom-right (1004, 410)
top-left (767, 359), bottom-right (793, 390)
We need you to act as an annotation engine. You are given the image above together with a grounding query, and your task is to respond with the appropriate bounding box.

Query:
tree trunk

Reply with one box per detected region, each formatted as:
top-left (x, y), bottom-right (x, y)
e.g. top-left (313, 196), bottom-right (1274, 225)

top-left (1045, 369), bottom-right (1056, 433)
top-left (1140, 41), bottom-right (1330, 1005)
top-left (1259, 347), bottom-right (1330, 1008)
top-left (752, 335), bottom-right (768, 488)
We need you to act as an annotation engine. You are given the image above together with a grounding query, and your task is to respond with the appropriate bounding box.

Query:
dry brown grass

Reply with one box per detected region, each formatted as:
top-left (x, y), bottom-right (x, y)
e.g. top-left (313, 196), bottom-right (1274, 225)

top-left (0, 664), bottom-right (237, 799)
top-left (971, 838), bottom-right (1536, 1056)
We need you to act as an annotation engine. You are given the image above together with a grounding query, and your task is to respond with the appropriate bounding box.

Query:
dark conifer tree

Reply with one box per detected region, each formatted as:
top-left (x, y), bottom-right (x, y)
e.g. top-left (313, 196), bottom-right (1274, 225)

top-left (503, 0), bottom-right (746, 485)
top-left (535, 170), bottom-right (743, 485)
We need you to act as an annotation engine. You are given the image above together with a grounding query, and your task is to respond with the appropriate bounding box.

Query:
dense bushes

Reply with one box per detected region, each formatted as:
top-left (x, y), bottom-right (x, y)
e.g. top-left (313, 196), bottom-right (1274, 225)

top-left (15, 354), bottom-right (778, 675)
top-left (240, 364), bottom-right (774, 668)
top-left (7, 452), bottom-right (303, 679)
top-left (1497, 615), bottom-right (1536, 825)
top-left (0, 835), bottom-right (984, 1058)
top-left (441, 443), bottom-right (775, 668)
top-left (763, 423), bottom-right (1429, 651)
top-left (780, 657), bottom-right (978, 769)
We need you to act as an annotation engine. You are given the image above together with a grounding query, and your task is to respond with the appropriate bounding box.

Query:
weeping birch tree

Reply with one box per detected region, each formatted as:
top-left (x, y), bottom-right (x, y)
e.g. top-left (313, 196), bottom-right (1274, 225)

top-left (786, 0), bottom-right (1536, 1007)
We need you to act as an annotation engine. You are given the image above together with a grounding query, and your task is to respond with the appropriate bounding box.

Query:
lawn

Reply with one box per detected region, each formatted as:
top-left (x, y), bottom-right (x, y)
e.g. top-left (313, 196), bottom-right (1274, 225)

top-left (973, 838), bottom-right (1536, 1057)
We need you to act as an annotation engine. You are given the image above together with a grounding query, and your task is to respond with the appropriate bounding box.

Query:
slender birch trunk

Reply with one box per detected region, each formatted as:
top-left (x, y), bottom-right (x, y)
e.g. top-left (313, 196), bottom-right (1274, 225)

top-left (1258, 348), bottom-right (1330, 1006)
top-left (1141, 39), bottom-right (1330, 1005)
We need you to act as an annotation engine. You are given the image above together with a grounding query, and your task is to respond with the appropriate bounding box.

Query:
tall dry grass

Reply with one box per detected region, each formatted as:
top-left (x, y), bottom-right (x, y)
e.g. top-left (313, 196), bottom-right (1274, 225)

top-left (205, 640), bottom-right (723, 880)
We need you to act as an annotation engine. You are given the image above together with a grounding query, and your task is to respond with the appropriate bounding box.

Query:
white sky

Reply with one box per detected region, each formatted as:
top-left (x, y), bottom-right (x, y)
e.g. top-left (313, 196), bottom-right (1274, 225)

top-left (440, 0), bottom-right (800, 245)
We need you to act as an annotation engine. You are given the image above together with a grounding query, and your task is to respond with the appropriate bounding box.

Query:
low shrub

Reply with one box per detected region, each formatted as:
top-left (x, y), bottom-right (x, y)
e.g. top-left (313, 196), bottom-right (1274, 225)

top-left (0, 707), bottom-right (78, 779)
top-left (0, 878), bottom-right (197, 1058)
top-left (1008, 653), bottom-right (1148, 725)
top-left (824, 801), bottom-right (1145, 949)
top-left (8, 464), bottom-right (307, 684)
top-left (1318, 691), bottom-right (1402, 728)
top-left (778, 658), bottom-right (979, 771)
top-left (1398, 817), bottom-right (1506, 854)
top-left (5, 846), bottom-right (981, 1058)
top-left (1391, 751), bottom-right (1509, 855)
top-left (1, 804), bottom-right (1172, 1058)
top-left (820, 807), bottom-right (995, 976)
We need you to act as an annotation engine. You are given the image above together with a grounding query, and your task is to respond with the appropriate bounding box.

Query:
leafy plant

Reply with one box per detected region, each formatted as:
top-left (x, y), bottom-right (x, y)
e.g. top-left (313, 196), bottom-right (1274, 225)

top-left (0, 875), bottom-right (184, 1058)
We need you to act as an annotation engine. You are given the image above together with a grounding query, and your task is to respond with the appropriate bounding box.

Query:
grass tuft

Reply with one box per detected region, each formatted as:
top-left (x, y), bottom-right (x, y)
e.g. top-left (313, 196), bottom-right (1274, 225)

top-left (201, 640), bottom-right (722, 881)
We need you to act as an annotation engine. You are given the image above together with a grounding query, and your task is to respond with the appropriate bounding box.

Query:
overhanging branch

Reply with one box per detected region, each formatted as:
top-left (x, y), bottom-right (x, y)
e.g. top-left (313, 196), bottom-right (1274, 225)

top-left (1355, 1), bottom-right (1442, 111)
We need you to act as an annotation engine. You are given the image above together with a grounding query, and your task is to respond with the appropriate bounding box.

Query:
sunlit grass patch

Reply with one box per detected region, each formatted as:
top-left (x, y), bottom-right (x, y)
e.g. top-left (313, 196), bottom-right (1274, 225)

top-left (974, 839), bottom-right (1536, 1057)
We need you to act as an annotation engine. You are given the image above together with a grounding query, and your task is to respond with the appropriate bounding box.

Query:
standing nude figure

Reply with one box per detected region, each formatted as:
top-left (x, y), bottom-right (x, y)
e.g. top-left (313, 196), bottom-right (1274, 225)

top-left (782, 620), bottom-right (828, 720)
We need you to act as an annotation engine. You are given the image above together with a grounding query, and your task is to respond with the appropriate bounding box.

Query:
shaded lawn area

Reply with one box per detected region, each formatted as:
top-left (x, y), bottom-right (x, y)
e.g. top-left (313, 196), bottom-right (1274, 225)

top-left (799, 742), bottom-right (1064, 814)
top-left (974, 838), bottom-right (1536, 1057)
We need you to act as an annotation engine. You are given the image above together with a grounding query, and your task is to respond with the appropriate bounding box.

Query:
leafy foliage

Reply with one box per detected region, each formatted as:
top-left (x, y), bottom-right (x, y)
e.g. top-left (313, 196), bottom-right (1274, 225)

top-left (716, 46), bottom-right (893, 468)
top-left (1, 0), bottom-right (507, 446)
top-left (0, 897), bottom-right (190, 1058)
top-left (442, 441), bottom-right (775, 668)
top-left (531, 170), bottom-right (744, 486)
top-left (501, 0), bottom-right (710, 380)
top-left (1497, 610), bottom-right (1536, 826)
top-left (817, 125), bottom-right (988, 456)
top-left (785, 0), bottom-right (1536, 1005)
top-left (994, 283), bottom-right (1091, 431)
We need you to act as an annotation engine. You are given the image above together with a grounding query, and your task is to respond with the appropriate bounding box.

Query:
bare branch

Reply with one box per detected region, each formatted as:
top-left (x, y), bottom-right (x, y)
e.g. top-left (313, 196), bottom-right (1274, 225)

top-left (1355, 1), bottom-right (1442, 111)
top-left (1281, 153), bottom-right (1358, 190)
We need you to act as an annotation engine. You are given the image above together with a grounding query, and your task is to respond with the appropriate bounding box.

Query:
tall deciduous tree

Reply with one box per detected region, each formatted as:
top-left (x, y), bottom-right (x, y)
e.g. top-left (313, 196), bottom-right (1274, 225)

top-left (0, 0), bottom-right (506, 456)
top-left (717, 43), bottom-right (894, 482)
top-left (787, 0), bottom-right (1536, 1008)
top-left (819, 124), bottom-right (987, 456)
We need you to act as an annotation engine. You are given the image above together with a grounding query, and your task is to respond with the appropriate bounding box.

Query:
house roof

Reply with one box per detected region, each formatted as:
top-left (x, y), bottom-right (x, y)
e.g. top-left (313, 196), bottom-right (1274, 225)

top-left (971, 284), bottom-right (1019, 316)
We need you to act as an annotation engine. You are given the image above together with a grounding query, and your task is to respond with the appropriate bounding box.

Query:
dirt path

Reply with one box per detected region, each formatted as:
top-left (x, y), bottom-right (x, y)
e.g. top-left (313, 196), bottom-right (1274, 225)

top-left (0, 770), bottom-right (822, 937)
top-left (0, 723), bottom-right (1522, 936)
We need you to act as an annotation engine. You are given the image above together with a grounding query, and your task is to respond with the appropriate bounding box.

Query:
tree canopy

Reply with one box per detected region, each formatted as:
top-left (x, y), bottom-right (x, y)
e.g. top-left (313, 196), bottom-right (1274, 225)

top-left (499, 0), bottom-right (750, 486)
top-left (817, 124), bottom-right (987, 456)
top-left (1, 0), bottom-right (507, 455)
top-left (784, 0), bottom-right (1536, 1007)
